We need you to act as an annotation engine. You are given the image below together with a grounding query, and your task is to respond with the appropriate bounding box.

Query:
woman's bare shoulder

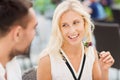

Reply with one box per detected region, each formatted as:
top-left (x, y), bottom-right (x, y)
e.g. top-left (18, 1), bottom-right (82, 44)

top-left (37, 54), bottom-right (51, 80)
top-left (38, 54), bottom-right (50, 68)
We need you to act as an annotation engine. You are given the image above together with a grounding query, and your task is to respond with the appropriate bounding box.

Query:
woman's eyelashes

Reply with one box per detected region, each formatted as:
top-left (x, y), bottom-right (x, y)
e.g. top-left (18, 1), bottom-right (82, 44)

top-left (62, 20), bottom-right (81, 27)
top-left (62, 23), bottom-right (69, 27)
top-left (73, 20), bottom-right (80, 25)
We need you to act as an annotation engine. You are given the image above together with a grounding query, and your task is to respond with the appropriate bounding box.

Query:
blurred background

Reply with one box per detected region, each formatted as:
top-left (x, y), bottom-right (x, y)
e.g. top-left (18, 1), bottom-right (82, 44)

top-left (17, 0), bottom-right (120, 80)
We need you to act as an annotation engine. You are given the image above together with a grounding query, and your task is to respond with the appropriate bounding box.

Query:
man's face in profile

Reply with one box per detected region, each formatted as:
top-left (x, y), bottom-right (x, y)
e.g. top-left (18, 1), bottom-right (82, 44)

top-left (10, 8), bottom-right (37, 58)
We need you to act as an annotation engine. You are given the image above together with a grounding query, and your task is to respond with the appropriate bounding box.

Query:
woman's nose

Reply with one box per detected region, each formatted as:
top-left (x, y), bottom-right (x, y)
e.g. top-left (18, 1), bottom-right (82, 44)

top-left (69, 26), bottom-right (76, 33)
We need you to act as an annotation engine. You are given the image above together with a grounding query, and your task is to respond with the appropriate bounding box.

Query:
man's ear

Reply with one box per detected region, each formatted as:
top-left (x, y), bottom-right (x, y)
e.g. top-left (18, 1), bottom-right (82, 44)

top-left (12, 25), bottom-right (23, 42)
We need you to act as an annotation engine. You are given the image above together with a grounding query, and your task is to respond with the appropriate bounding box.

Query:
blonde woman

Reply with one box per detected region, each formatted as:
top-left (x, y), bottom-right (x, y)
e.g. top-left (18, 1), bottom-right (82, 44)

top-left (37, 0), bottom-right (114, 80)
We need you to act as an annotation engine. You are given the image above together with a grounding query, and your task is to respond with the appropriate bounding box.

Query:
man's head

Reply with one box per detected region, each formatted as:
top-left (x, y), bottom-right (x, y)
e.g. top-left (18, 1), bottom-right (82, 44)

top-left (0, 0), bottom-right (37, 59)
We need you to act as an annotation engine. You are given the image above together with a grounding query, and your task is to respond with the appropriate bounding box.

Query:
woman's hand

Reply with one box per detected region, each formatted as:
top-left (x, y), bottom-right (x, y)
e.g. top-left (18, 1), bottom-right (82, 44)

top-left (99, 51), bottom-right (114, 70)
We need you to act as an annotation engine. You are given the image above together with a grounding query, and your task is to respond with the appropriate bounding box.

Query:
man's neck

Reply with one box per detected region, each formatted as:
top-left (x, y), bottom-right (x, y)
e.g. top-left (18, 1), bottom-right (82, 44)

top-left (0, 55), bottom-right (10, 68)
top-left (0, 42), bottom-right (11, 68)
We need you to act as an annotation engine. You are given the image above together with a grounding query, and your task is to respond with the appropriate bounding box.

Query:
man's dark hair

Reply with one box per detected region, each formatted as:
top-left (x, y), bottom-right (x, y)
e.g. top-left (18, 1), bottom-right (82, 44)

top-left (0, 0), bottom-right (33, 37)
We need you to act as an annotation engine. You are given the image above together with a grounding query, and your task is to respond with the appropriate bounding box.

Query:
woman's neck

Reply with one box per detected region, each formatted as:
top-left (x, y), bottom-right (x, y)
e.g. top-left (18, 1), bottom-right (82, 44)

top-left (61, 43), bottom-right (83, 56)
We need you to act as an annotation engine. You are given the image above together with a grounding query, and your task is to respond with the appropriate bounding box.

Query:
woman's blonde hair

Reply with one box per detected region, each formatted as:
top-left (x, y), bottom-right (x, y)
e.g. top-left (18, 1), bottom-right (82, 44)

top-left (39, 0), bottom-right (94, 58)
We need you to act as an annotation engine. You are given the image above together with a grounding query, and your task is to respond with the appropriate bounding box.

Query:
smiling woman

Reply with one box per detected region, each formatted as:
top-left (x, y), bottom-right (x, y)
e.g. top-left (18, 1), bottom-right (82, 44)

top-left (59, 10), bottom-right (85, 46)
top-left (37, 0), bottom-right (114, 80)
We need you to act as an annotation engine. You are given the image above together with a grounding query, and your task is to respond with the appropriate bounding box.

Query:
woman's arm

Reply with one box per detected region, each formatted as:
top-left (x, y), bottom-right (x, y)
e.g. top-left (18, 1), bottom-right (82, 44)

top-left (92, 48), bottom-right (102, 80)
top-left (99, 51), bottom-right (114, 80)
top-left (37, 55), bottom-right (52, 80)
top-left (93, 47), bottom-right (114, 80)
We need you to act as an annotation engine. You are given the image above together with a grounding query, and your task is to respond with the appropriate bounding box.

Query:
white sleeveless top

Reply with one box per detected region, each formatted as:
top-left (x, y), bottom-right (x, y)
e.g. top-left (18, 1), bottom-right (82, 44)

top-left (49, 46), bottom-right (95, 80)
